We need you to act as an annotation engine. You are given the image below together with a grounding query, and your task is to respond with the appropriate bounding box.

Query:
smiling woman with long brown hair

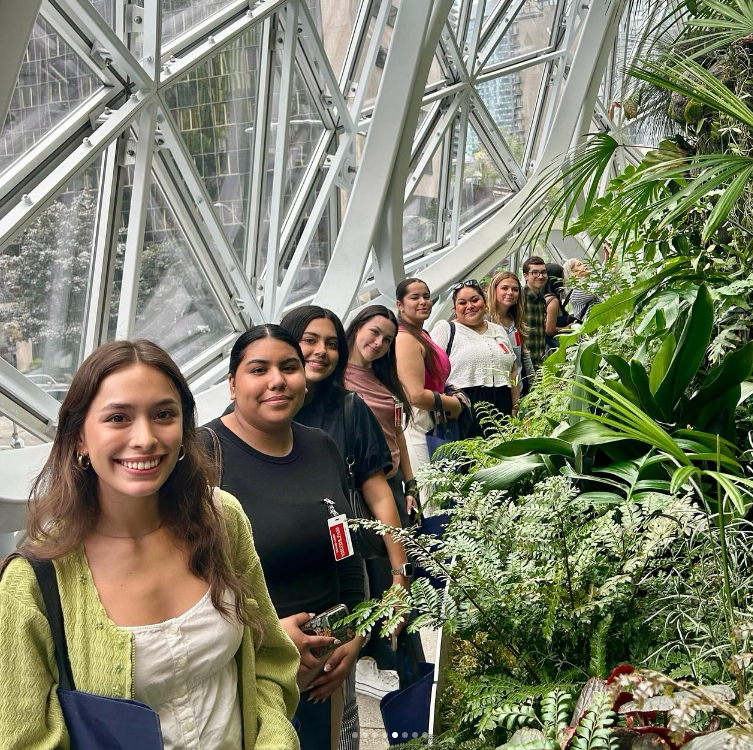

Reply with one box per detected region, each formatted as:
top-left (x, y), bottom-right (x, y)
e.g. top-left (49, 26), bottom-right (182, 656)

top-left (0, 339), bottom-right (301, 750)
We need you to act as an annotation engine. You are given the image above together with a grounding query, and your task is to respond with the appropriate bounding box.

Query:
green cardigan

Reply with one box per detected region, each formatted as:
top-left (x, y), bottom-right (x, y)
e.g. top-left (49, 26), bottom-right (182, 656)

top-left (0, 491), bottom-right (301, 750)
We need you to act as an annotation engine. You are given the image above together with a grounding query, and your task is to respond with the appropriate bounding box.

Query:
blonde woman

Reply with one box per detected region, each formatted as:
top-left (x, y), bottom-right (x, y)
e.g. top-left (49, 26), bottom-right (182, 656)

top-left (488, 271), bottom-right (535, 396)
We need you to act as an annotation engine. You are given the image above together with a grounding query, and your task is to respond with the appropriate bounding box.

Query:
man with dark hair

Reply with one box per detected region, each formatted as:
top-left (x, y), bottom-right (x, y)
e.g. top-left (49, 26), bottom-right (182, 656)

top-left (522, 255), bottom-right (548, 368)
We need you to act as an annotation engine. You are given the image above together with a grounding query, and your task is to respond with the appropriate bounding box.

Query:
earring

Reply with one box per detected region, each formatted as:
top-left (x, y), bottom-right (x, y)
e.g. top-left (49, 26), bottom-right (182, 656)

top-left (177, 445), bottom-right (186, 462)
top-left (76, 453), bottom-right (90, 470)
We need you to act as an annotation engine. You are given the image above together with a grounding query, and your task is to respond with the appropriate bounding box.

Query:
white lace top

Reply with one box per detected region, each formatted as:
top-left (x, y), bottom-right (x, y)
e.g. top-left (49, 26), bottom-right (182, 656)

top-left (430, 319), bottom-right (516, 388)
top-left (122, 589), bottom-right (243, 750)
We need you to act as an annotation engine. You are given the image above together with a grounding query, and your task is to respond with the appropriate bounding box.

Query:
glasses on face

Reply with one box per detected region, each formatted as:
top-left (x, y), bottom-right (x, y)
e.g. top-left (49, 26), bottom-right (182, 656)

top-left (526, 270), bottom-right (548, 277)
top-left (451, 279), bottom-right (480, 292)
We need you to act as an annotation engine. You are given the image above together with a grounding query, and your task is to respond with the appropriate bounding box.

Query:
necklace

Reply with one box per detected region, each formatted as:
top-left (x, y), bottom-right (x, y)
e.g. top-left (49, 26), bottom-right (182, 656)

top-left (92, 522), bottom-right (163, 539)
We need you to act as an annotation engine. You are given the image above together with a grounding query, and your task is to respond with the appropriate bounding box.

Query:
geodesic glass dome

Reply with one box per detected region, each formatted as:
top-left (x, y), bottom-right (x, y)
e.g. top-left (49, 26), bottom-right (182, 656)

top-left (0, 0), bottom-right (642, 448)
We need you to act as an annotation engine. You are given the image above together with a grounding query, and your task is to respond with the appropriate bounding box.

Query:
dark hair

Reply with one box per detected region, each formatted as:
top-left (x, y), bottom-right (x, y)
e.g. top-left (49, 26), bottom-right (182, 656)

top-left (279, 305), bottom-right (349, 410)
top-left (544, 263), bottom-right (564, 297)
top-left (229, 324), bottom-right (305, 377)
top-left (395, 277), bottom-right (439, 377)
top-left (345, 305), bottom-right (413, 421)
top-left (22, 340), bottom-right (257, 628)
top-left (452, 281), bottom-right (486, 304)
top-left (522, 255), bottom-right (547, 273)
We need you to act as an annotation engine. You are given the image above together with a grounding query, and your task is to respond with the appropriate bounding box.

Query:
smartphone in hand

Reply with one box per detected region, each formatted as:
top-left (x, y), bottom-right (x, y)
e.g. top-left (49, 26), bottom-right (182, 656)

top-left (302, 604), bottom-right (355, 657)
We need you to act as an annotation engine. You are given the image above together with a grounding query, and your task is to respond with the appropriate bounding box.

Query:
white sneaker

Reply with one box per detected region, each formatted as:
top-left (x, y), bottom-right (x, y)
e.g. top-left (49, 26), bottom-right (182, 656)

top-left (356, 657), bottom-right (400, 699)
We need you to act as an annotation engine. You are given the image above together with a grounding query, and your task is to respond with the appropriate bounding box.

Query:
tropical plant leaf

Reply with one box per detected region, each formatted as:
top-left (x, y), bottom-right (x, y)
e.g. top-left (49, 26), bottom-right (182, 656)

top-left (655, 285), bottom-right (714, 418)
top-left (650, 333), bottom-right (676, 395)
top-left (470, 455), bottom-right (545, 490)
top-left (486, 438), bottom-right (576, 459)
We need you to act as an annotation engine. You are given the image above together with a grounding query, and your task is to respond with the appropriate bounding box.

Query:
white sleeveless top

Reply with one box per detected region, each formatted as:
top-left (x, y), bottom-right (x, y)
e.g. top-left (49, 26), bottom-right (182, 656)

top-left (122, 589), bottom-right (243, 750)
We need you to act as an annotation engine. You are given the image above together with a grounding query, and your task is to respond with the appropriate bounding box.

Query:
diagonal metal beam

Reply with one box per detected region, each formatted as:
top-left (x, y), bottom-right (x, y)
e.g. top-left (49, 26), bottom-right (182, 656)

top-left (157, 95), bottom-right (263, 324)
top-left (115, 102), bottom-right (157, 340)
top-left (298, 0), bottom-right (353, 134)
top-left (474, 0), bottom-right (530, 74)
top-left (263, 0), bottom-right (298, 319)
top-left (449, 91), bottom-right (470, 248)
top-left (405, 93), bottom-right (462, 202)
top-left (313, 0), bottom-right (434, 317)
top-left (53, 0), bottom-right (154, 91)
top-left (419, 0), bottom-right (629, 295)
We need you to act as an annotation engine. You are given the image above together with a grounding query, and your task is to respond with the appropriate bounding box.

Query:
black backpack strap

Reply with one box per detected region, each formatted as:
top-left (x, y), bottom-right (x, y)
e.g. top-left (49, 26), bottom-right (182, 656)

top-left (200, 426), bottom-right (223, 486)
top-left (343, 392), bottom-right (356, 486)
top-left (1, 553), bottom-right (75, 691)
top-left (445, 321), bottom-right (456, 357)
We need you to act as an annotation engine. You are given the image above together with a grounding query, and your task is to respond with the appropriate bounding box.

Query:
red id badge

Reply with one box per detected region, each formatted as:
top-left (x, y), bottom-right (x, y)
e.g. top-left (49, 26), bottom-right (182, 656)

top-left (328, 514), bottom-right (355, 561)
top-left (394, 399), bottom-right (404, 428)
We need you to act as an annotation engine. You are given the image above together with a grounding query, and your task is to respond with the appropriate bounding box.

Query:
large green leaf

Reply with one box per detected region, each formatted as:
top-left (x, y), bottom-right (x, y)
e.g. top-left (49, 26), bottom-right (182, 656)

top-left (558, 421), bottom-right (628, 445)
top-left (703, 163), bottom-right (753, 241)
top-left (654, 284), bottom-right (714, 417)
top-left (569, 341), bottom-right (602, 426)
top-left (602, 354), bottom-right (637, 396)
top-left (629, 360), bottom-right (663, 420)
top-left (486, 438), bottom-right (575, 459)
top-left (470, 455), bottom-right (545, 490)
top-left (578, 258), bottom-right (691, 337)
top-left (686, 342), bottom-right (753, 420)
top-left (649, 333), bottom-right (676, 394)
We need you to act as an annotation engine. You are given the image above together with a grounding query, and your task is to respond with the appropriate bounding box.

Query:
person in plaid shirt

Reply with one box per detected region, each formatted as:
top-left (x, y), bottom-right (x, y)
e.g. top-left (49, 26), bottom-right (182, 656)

top-left (522, 256), bottom-right (548, 368)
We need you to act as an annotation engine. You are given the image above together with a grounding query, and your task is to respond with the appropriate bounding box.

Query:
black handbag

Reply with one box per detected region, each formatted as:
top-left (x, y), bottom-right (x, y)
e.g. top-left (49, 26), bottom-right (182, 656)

top-left (343, 392), bottom-right (388, 560)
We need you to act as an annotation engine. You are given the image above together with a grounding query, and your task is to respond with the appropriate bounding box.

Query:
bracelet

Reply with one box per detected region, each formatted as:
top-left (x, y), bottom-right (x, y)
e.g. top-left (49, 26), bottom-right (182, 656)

top-left (404, 479), bottom-right (418, 494)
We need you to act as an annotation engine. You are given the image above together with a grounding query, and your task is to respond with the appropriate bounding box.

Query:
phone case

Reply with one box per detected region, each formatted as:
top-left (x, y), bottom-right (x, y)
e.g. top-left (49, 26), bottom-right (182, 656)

top-left (302, 604), bottom-right (356, 657)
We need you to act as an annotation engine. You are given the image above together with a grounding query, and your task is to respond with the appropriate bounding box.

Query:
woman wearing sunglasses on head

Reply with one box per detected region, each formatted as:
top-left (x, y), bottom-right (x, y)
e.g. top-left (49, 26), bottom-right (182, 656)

top-left (431, 280), bottom-right (519, 435)
top-left (395, 277), bottom-right (466, 476)
top-left (279, 305), bottom-right (412, 750)
top-left (0, 339), bottom-right (301, 750)
top-left (202, 325), bottom-right (365, 750)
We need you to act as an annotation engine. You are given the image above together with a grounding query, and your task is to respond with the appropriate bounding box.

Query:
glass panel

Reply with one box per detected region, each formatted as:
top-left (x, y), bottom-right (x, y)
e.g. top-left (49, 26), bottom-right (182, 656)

top-left (483, 0), bottom-right (502, 24)
top-left (256, 58), bottom-right (326, 276)
top-left (347, 5), bottom-right (397, 112)
top-left (109, 169), bottom-right (235, 367)
top-left (458, 122), bottom-right (513, 227)
top-left (0, 417), bottom-right (44, 450)
top-left (427, 55), bottom-right (446, 86)
top-left (162, 0), bottom-right (240, 48)
top-left (526, 62), bottom-right (562, 171)
top-left (449, 0), bottom-right (464, 36)
top-left (0, 14), bottom-right (102, 176)
top-left (477, 60), bottom-right (548, 165)
top-left (306, 0), bottom-right (363, 79)
top-left (404, 142), bottom-right (442, 254)
top-left (88, 0), bottom-right (116, 28)
top-left (479, 0), bottom-right (558, 65)
top-left (163, 24), bottom-right (262, 262)
top-left (280, 188), bottom-right (332, 308)
top-left (0, 157), bottom-right (101, 379)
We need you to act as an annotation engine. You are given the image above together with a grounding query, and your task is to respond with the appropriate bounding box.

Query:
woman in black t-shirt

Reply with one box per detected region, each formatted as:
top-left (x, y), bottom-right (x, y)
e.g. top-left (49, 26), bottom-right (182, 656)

top-left (201, 325), bottom-right (366, 750)
top-left (280, 306), bottom-right (411, 750)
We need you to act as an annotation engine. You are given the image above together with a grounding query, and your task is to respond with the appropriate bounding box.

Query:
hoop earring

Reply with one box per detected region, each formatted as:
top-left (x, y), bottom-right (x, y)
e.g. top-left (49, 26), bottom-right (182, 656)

top-left (76, 453), bottom-right (90, 470)
top-left (177, 445), bottom-right (186, 462)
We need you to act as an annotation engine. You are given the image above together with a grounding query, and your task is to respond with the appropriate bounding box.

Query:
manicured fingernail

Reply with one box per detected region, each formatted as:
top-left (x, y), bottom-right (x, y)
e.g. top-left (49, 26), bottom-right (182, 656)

top-left (324, 664), bottom-right (332, 672)
top-left (333, 639), bottom-right (341, 645)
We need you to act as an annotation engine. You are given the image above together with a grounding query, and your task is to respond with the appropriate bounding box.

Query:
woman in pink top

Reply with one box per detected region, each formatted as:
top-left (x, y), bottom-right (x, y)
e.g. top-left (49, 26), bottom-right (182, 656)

top-left (344, 305), bottom-right (426, 698)
top-left (394, 278), bottom-right (465, 481)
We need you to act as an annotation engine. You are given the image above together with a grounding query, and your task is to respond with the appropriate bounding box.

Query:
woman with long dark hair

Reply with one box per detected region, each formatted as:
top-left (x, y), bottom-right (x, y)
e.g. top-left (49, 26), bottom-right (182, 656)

top-left (394, 278), bottom-right (464, 474)
top-left (279, 305), bottom-right (411, 750)
top-left (344, 305), bottom-right (424, 697)
top-left (431, 281), bottom-right (519, 432)
top-left (0, 339), bottom-right (301, 750)
top-left (202, 324), bottom-right (365, 750)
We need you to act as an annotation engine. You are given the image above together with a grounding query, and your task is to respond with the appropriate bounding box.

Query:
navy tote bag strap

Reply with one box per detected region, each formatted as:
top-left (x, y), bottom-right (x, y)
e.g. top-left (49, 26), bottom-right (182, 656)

top-left (28, 558), bottom-right (76, 692)
top-left (0, 553), bottom-right (75, 691)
